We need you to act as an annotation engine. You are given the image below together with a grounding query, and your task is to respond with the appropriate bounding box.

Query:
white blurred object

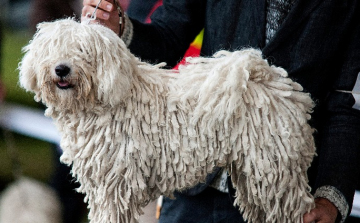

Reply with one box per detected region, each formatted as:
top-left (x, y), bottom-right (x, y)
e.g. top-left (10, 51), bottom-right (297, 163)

top-left (350, 190), bottom-right (360, 218)
top-left (0, 102), bottom-right (61, 144)
top-left (0, 177), bottom-right (62, 223)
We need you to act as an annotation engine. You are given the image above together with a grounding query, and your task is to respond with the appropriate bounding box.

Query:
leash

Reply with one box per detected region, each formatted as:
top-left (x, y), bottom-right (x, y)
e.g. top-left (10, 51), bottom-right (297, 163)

top-left (114, 0), bottom-right (124, 35)
top-left (84, 0), bottom-right (102, 24)
top-left (90, 0), bottom-right (102, 20)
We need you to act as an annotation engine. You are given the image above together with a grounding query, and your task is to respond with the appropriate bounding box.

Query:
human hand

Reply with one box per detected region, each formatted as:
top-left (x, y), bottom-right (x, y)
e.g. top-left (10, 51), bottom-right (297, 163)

top-left (303, 198), bottom-right (338, 223)
top-left (81, 0), bottom-right (123, 35)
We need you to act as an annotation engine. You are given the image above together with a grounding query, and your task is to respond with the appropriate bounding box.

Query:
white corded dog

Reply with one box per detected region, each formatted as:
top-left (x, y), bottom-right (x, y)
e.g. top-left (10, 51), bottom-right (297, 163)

top-left (19, 18), bottom-right (316, 223)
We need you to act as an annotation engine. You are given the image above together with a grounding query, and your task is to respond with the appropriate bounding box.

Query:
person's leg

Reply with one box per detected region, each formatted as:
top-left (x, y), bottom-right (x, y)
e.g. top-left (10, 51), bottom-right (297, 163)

top-left (159, 187), bottom-right (245, 223)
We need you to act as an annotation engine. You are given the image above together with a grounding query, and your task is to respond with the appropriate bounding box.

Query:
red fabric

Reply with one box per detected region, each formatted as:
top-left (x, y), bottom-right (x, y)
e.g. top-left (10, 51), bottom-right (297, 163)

top-left (173, 45), bottom-right (201, 69)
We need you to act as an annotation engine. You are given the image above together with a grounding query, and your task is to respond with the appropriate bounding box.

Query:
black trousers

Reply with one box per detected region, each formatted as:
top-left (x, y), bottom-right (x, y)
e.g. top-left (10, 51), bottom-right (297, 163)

top-left (159, 186), bottom-right (245, 223)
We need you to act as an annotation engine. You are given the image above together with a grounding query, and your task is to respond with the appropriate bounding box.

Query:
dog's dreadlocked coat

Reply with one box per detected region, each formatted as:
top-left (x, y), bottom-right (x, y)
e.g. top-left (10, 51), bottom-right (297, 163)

top-left (19, 19), bottom-right (316, 223)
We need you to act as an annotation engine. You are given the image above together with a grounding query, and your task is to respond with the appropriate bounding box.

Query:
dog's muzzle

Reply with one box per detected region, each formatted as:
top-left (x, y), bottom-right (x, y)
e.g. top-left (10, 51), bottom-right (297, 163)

top-left (55, 65), bottom-right (74, 89)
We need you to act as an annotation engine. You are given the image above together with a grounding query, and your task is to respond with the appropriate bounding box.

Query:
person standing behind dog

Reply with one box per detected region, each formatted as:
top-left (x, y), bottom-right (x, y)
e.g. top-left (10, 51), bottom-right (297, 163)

top-left (81, 0), bottom-right (360, 222)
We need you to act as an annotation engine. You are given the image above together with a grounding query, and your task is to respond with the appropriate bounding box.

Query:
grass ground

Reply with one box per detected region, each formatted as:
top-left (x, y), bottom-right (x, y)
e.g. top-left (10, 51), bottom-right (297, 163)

top-left (2, 29), bottom-right (36, 106)
top-left (0, 28), bottom-right (54, 189)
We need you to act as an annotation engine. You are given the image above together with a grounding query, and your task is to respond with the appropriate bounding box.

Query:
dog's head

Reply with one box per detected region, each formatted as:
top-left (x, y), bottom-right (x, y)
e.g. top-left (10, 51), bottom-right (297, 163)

top-left (19, 18), bottom-right (137, 111)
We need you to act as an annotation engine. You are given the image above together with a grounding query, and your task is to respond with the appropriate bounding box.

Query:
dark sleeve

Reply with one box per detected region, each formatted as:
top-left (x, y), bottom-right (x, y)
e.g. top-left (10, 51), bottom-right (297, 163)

top-left (127, 0), bottom-right (206, 67)
top-left (314, 11), bottom-right (360, 219)
top-left (126, 0), bottom-right (160, 22)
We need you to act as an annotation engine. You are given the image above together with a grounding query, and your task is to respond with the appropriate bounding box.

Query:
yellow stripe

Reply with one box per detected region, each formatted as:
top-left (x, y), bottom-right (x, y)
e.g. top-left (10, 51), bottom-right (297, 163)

top-left (190, 29), bottom-right (204, 49)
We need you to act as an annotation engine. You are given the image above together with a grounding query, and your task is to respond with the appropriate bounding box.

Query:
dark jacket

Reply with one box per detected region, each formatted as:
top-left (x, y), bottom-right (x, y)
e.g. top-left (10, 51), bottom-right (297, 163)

top-left (128, 0), bottom-right (360, 216)
top-left (126, 0), bottom-right (161, 23)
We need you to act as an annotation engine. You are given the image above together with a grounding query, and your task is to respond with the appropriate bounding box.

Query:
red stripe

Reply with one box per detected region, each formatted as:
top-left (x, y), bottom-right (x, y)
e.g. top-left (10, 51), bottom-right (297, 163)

top-left (145, 0), bottom-right (163, 23)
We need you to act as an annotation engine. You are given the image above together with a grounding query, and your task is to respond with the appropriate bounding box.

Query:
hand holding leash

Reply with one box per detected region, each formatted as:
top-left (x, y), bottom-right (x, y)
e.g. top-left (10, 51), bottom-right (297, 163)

top-left (81, 0), bottom-right (124, 36)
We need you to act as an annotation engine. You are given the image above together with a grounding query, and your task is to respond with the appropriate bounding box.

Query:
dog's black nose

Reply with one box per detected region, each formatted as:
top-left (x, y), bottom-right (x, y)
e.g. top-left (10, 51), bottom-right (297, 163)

top-left (55, 65), bottom-right (70, 77)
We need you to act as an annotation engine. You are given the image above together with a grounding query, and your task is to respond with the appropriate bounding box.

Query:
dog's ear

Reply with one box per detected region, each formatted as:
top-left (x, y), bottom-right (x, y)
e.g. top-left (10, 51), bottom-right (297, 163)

top-left (91, 25), bottom-right (137, 107)
top-left (18, 21), bottom-right (53, 96)
top-left (18, 49), bottom-right (40, 95)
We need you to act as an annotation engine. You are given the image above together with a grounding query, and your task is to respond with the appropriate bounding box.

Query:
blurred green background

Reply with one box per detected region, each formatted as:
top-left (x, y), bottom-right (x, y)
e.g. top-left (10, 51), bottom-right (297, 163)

top-left (0, 27), bottom-right (54, 190)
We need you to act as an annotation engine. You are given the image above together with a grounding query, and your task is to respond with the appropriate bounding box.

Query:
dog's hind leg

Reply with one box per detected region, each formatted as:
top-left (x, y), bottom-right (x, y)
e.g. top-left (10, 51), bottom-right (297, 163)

top-left (229, 163), bottom-right (266, 223)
